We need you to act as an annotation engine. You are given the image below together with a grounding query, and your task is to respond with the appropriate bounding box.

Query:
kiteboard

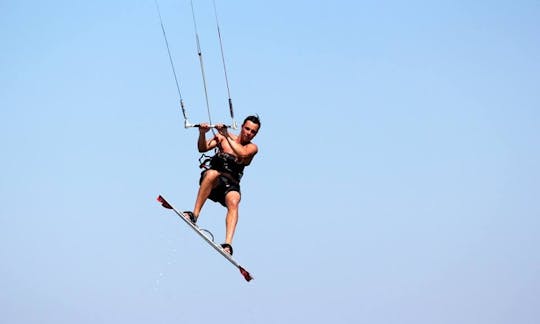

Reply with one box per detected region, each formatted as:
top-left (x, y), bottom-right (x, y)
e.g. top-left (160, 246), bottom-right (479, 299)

top-left (157, 194), bottom-right (253, 282)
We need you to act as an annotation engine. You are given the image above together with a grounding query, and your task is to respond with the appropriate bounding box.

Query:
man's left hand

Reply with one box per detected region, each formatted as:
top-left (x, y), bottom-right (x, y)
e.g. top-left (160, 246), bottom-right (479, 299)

top-left (216, 124), bottom-right (228, 137)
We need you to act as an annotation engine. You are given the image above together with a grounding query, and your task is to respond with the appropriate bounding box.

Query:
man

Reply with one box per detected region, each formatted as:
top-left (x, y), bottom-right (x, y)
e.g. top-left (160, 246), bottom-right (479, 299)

top-left (184, 115), bottom-right (261, 255)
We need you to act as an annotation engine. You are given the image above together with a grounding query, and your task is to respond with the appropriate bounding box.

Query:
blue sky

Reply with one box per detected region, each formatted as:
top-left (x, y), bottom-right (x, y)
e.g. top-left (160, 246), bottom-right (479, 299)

top-left (1, 0), bottom-right (539, 323)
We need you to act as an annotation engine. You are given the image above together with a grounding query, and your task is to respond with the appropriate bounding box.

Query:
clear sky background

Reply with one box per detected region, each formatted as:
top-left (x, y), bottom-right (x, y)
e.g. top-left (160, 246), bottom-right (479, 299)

top-left (1, 0), bottom-right (539, 323)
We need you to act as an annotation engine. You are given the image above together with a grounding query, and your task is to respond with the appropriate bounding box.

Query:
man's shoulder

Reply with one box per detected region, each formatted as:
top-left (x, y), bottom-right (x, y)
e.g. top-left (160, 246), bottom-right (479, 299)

top-left (246, 141), bottom-right (258, 152)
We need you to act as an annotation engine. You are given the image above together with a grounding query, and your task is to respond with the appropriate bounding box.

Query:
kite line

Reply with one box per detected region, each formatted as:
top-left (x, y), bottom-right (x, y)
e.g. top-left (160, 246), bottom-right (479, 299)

top-left (154, 0), bottom-right (237, 129)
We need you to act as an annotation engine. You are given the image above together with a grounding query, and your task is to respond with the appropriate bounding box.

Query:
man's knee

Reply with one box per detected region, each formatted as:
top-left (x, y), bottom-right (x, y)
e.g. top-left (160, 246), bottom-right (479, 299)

top-left (225, 191), bottom-right (241, 208)
top-left (202, 169), bottom-right (220, 183)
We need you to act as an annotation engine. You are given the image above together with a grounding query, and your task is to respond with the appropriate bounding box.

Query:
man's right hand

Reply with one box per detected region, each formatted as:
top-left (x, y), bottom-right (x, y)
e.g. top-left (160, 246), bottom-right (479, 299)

top-left (198, 123), bottom-right (211, 133)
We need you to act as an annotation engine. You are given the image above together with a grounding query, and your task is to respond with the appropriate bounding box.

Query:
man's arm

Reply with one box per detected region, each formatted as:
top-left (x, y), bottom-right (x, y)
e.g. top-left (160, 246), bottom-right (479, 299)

top-left (224, 135), bottom-right (258, 164)
top-left (197, 124), bottom-right (219, 152)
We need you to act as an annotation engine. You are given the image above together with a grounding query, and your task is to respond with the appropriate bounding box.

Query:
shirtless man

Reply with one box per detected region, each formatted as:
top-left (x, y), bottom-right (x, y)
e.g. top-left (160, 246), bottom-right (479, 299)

top-left (185, 115), bottom-right (261, 255)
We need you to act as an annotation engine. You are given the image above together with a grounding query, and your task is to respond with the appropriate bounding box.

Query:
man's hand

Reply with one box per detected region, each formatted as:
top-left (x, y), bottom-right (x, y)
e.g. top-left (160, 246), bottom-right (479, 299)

top-left (198, 123), bottom-right (211, 134)
top-left (215, 123), bottom-right (229, 137)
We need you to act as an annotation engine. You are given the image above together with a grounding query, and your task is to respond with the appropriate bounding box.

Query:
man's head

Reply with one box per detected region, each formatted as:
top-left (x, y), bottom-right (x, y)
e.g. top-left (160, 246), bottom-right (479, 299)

top-left (239, 115), bottom-right (261, 143)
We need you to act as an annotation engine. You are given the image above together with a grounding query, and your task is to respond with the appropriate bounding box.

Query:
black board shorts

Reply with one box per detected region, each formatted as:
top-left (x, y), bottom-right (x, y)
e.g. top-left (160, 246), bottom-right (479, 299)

top-left (200, 170), bottom-right (241, 207)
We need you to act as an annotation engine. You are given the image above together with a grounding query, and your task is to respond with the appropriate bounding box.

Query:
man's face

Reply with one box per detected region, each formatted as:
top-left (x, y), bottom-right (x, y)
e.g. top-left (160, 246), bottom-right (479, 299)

top-left (240, 120), bottom-right (259, 143)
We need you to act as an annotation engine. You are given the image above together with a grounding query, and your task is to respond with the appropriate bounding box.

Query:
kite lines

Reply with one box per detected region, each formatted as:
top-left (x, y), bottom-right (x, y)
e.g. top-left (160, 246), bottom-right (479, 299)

top-left (153, 0), bottom-right (237, 129)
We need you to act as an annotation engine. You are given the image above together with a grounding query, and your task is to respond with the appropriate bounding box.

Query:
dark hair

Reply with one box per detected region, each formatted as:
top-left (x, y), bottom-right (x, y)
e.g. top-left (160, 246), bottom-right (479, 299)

top-left (243, 114), bottom-right (261, 129)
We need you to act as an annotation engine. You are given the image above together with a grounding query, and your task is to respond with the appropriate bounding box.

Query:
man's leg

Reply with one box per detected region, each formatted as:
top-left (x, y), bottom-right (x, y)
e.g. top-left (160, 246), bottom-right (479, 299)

top-left (223, 191), bottom-right (241, 246)
top-left (193, 170), bottom-right (220, 218)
